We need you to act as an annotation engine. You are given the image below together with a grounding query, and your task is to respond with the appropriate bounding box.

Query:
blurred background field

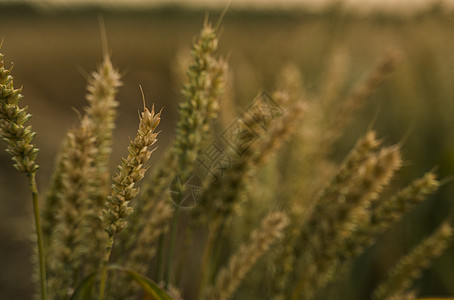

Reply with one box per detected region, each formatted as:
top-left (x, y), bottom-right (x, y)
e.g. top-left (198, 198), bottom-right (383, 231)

top-left (1, 1), bottom-right (454, 299)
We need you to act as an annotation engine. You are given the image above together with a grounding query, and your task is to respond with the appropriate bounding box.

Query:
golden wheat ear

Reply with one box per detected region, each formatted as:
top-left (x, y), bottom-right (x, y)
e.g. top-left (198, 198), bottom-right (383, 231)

top-left (84, 54), bottom-right (121, 200)
top-left (127, 21), bottom-right (226, 230)
top-left (102, 104), bottom-right (161, 239)
top-left (341, 171), bottom-right (440, 261)
top-left (79, 54), bottom-right (122, 278)
top-left (98, 103), bottom-right (161, 300)
top-left (292, 141), bottom-right (402, 300)
top-left (110, 22), bottom-right (226, 296)
top-left (46, 116), bottom-right (98, 299)
top-left (270, 130), bottom-right (381, 299)
top-left (41, 55), bottom-right (122, 298)
top-left (297, 171), bottom-right (442, 300)
top-left (42, 54), bottom-right (121, 244)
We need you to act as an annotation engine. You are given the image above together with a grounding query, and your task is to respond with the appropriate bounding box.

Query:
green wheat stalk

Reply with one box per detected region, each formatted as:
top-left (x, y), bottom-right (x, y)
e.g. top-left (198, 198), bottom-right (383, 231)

top-left (0, 50), bottom-right (46, 299)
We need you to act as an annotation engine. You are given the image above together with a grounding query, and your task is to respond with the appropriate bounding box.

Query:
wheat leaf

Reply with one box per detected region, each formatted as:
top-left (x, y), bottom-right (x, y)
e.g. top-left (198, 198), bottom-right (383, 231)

top-left (71, 266), bottom-right (173, 300)
top-left (70, 272), bottom-right (96, 300)
top-left (111, 266), bottom-right (174, 300)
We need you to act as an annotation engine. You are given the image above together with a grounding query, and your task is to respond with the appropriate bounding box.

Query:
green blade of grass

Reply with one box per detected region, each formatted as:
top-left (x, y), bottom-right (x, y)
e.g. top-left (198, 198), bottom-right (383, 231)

top-left (115, 266), bottom-right (174, 300)
top-left (71, 272), bottom-right (96, 300)
top-left (71, 266), bottom-right (173, 300)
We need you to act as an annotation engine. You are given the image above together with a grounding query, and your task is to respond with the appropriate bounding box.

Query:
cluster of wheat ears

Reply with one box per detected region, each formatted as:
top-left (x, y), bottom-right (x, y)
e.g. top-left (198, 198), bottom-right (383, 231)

top-left (0, 17), bottom-right (453, 300)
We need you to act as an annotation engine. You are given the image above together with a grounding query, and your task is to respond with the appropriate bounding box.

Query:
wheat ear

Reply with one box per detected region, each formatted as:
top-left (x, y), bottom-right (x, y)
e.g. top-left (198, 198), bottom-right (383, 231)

top-left (294, 131), bottom-right (381, 257)
top-left (209, 212), bottom-right (289, 300)
top-left (111, 23), bottom-right (225, 297)
top-left (81, 55), bottom-right (122, 276)
top-left (372, 222), bottom-right (453, 300)
top-left (135, 22), bottom-right (226, 213)
top-left (0, 53), bottom-right (39, 174)
top-left (98, 104), bottom-right (161, 300)
top-left (341, 171), bottom-right (440, 260)
top-left (332, 50), bottom-right (400, 132)
top-left (42, 54), bottom-right (121, 247)
top-left (292, 145), bottom-right (402, 300)
top-left (252, 101), bottom-right (305, 166)
top-left (46, 116), bottom-right (97, 299)
top-left (84, 54), bottom-right (121, 202)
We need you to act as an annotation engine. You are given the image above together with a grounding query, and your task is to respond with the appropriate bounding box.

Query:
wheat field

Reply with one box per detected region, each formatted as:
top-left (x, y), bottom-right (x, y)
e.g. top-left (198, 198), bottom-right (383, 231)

top-left (1, 4), bottom-right (454, 300)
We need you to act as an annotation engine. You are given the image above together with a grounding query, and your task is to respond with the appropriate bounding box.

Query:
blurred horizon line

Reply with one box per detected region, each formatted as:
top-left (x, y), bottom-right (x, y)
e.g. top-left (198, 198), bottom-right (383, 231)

top-left (0, 0), bottom-right (453, 16)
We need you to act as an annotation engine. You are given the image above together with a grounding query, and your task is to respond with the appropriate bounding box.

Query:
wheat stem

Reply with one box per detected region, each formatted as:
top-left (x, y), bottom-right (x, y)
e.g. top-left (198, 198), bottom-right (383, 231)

top-left (165, 205), bottom-right (180, 288)
top-left (98, 255), bottom-right (110, 300)
top-left (28, 172), bottom-right (48, 300)
top-left (197, 218), bottom-right (221, 300)
top-left (156, 233), bottom-right (165, 282)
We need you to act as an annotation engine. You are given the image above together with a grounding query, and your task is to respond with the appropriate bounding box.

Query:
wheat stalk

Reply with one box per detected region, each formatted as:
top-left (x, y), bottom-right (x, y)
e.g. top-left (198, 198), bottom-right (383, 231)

top-left (0, 50), bottom-right (47, 299)
top-left (98, 103), bottom-right (161, 300)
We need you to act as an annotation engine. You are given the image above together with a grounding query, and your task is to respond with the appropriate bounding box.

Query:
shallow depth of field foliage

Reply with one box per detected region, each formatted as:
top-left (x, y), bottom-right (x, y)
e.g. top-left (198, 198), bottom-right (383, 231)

top-left (1, 4), bottom-right (454, 300)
